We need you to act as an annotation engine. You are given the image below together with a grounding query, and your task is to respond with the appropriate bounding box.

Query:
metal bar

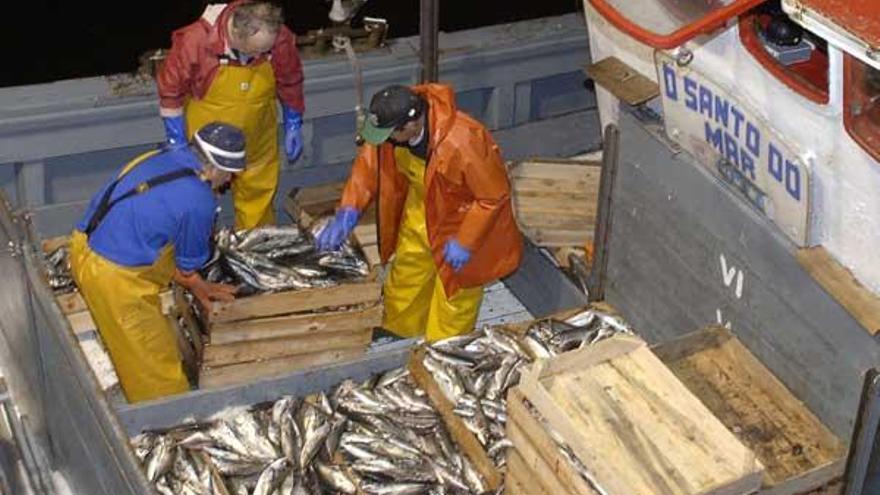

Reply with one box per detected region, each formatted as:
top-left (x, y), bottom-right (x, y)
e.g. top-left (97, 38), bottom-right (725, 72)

top-left (587, 124), bottom-right (620, 302)
top-left (419, 0), bottom-right (439, 83)
top-left (844, 369), bottom-right (880, 495)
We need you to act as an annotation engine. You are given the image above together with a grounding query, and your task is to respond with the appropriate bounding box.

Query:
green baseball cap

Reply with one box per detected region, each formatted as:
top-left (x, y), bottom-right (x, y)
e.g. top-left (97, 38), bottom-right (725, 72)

top-left (359, 85), bottom-right (424, 145)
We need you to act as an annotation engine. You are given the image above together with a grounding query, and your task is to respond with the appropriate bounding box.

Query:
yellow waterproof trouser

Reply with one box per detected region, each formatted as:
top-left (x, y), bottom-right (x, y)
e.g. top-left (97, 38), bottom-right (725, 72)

top-left (69, 231), bottom-right (189, 403)
top-left (382, 147), bottom-right (483, 342)
top-left (186, 60), bottom-right (280, 229)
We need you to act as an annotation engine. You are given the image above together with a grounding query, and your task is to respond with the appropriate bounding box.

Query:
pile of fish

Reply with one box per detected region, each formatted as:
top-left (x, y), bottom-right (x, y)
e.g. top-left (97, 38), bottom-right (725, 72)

top-left (45, 245), bottom-right (76, 294)
top-left (202, 221), bottom-right (369, 295)
top-left (423, 309), bottom-right (632, 467)
top-left (136, 372), bottom-right (491, 495)
top-left (134, 308), bottom-right (633, 495)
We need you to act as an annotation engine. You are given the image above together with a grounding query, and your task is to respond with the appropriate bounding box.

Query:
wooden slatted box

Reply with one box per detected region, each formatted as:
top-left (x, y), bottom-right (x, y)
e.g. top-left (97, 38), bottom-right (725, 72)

top-left (197, 185), bottom-right (384, 388)
top-left (509, 158), bottom-right (601, 249)
top-left (506, 333), bottom-right (765, 495)
top-left (200, 226), bottom-right (382, 388)
top-left (653, 326), bottom-right (846, 495)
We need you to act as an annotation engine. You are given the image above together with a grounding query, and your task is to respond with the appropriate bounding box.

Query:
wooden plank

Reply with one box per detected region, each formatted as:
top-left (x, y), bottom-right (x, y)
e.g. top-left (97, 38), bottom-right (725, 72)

top-left (516, 213), bottom-right (594, 230)
top-left (507, 388), bottom-right (596, 495)
top-left (522, 228), bottom-right (592, 248)
top-left (517, 371), bottom-right (627, 495)
top-left (210, 304), bottom-right (382, 345)
top-left (55, 292), bottom-right (88, 315)
top-left (352, 224), bottom-right (377, 244)
top-left (209, 279), bottom-right (381, 324)
top-left (507, 421), bottom-right (576, 495)
top-left (66, 310), bottom-right (96, 335)
top-left (292, 182), bottom-right (346, 206)
top-left (361, 246), bottom-right (381, 272)
top-left (202, 328), bottom-right (372, 366)
top-left (504, 469), bottom-right (528, 495)
top-left (519, 337), bottom-right (764, 495)
top-left (407, 348), bottom-right (503, 491)
top-left (585, 56), bottom-right (660, 106)
top-left (797, 246), bottom-right (880, 336)
top-left (506, 449), bottom-right (554, 495)
top-left (514, 197), bottom-right (598, 217)
top-left (654, 326), bottom-right (845, 494)
top-left (534, 333), bottom-right (645, 379)
top-left (198, 346), bottom-right (365, 389)
top-left (511, 162), bottom-right (600, 181)
top-left (55, 288), bottom-right (174, 315)
top-left (166, 312), bottom-right (197, 383)
top-left (173, 286), bottom-right (204, 362)
top-left (513, 176), bottom-right (600, 196)
top-left (41, 235), bottom-right (69, 254)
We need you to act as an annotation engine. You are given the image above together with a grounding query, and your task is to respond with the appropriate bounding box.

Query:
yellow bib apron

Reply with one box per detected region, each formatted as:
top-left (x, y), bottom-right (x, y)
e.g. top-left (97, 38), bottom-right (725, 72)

top-left (185, 60), bottom-right (280, 229)
top-left (382, 147), bottom-right (483, 342)
top-left (69, 151), bottom-right (190, 403)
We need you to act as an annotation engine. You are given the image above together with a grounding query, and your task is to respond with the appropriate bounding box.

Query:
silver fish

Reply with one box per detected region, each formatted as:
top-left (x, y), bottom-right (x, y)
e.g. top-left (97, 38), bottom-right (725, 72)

top-left (146, 436), bottom-right (175, 482)
top-left (360, 482), bottom-right (431, 495)
top-left (315, 461), bottom-right (358, 494)
top-left (298, 405), bottom-right (331, 470)
top-left (253, 457), bottom-right (289, 495)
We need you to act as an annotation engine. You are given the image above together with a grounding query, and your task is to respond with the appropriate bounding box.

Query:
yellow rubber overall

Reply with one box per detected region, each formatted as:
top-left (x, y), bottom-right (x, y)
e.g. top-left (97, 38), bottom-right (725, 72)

top-left (69, 151), bottom-right (189, 403)
top-left (382, 147), bottom-right (483, 342)
top-left (185, 60), bottom-right (280, 229)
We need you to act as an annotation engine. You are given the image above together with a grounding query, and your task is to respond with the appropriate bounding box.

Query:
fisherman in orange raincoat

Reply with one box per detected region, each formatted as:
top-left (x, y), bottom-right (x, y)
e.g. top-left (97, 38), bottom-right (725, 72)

top-left (316, 84), bottom-right (523, 341)
top-left (157, 0), bottom-right (305, 229)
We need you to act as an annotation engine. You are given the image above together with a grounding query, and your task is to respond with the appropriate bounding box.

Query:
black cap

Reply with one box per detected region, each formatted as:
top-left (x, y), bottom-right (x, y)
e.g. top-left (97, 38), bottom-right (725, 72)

top-left (359, 85), bottom-right (423, 144)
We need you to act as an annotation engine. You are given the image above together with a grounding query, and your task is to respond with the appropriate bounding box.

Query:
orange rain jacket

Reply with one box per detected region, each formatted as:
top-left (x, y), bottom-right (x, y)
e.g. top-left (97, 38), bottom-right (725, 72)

top-left (340, 84), bottom-right (523, 296)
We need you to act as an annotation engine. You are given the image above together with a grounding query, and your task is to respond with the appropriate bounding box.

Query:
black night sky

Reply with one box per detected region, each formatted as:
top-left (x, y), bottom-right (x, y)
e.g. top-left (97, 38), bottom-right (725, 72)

top-left (3, 1), bottom-right (580, 88)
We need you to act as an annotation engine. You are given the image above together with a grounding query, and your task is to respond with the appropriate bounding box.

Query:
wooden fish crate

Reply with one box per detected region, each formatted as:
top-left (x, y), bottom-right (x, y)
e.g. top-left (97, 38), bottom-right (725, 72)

top-left (509, 159), bottom-right (601, 249)
top-left (200, 226), bottom-right (383, 388)
top-left (653, 326), bottom-right (846, 495)
top-left (506, 333), bottom-right (765, 495)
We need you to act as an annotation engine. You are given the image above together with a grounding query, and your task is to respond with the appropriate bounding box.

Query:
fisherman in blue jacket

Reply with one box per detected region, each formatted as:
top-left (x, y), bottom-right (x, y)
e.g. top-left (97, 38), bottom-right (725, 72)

top-left (69, 122), bottom-right (246, 402)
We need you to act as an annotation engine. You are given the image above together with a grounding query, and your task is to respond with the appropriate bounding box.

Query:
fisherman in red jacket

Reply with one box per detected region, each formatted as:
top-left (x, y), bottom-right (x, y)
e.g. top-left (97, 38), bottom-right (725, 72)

top-left (157, 1), bottom-right (305, 229)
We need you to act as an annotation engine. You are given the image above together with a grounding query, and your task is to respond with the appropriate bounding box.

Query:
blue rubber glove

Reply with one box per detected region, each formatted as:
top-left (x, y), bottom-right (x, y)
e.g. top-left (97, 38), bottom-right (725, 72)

top-left (163, 115), bottom-right (187, 149)
top-left (316, 207), bottom-right (360, 252)
top-left (282, 106), bottom-right (304, 164)
top-left (443, 239), bottom-right (471, 272)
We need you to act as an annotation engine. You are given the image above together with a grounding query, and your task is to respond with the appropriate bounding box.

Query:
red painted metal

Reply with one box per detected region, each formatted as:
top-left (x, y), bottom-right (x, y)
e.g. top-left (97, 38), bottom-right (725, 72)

top-left (587, 0), bottom-right (765, 49)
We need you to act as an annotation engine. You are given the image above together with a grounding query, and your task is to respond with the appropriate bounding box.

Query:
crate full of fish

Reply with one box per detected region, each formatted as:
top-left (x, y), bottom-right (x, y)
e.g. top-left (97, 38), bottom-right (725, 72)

top-left (197, 222), bottom-right (383, 389)
top-left (406, 306), bottom-right (635, 494)
top-left (505, 332), bottom-right (765, 495)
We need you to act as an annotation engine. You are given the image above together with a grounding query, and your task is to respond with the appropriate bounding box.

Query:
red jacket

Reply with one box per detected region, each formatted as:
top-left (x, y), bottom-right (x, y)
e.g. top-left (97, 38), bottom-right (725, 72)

top-left (157, 1), bottom-right (304, 116)
top-left (340, 84), bottom-right (523, 296)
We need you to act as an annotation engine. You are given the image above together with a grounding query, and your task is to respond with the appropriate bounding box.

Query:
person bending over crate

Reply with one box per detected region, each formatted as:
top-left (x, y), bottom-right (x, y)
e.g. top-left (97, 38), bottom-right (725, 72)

top-left (316, 84), bottom-right (523, 341)
top-left (69, 123), bottom-right (245, 402)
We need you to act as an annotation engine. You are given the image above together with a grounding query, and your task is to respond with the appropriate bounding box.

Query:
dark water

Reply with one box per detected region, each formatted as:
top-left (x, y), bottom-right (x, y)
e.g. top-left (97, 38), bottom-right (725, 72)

top-left (4, 1), bottom-right (579, 88)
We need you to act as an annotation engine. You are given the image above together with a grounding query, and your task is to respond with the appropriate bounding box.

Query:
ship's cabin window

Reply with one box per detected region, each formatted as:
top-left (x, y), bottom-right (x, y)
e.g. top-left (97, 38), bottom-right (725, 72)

top-left (739, 2), bottom-right (829, 104)
top-left (845, 55), bottom-right (880, 161)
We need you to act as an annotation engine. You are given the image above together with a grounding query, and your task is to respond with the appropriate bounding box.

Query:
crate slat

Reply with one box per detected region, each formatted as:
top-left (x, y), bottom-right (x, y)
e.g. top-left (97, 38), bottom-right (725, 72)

top-left (199, 346), bottom-right (366, 389)
top-left (513, 334), bottom-right (764, 495)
